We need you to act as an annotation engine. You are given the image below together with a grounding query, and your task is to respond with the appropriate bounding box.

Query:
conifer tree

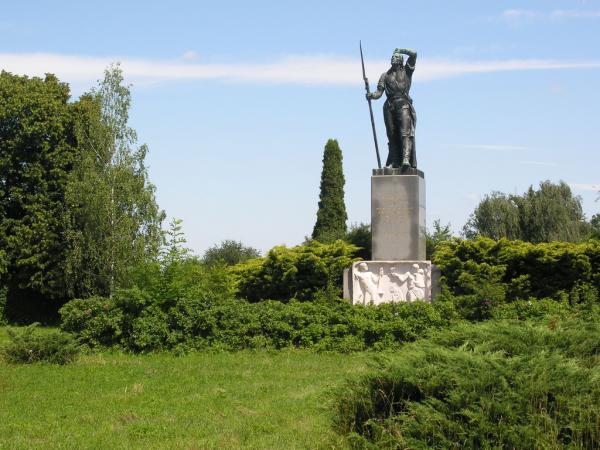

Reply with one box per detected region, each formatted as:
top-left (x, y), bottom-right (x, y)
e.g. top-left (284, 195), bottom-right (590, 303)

top-left (312, 139), bottom-right (348, 243)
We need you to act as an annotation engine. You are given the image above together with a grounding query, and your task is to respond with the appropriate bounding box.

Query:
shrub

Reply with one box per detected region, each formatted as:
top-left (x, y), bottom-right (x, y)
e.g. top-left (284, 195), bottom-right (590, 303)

top-left (59, 296), bottom-right (124, 347)
top-left (2, 324), bottom-right (79, 364)
top-left (231, 240), bottom-right (359, 302)
top-left (333, 319), bottom-right (600, 449)
top-left (433, 237), bottom-right (600, 301)
top-left (60, 288), bottom-right (455, 352)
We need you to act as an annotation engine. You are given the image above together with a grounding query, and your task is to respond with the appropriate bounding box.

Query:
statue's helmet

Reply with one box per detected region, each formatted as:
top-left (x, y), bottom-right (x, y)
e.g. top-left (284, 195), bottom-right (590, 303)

top-left (391, 49), bottom-right (404, 66)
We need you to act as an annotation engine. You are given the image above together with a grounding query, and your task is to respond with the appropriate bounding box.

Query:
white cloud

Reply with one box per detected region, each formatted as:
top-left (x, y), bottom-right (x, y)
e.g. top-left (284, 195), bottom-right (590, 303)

top-left (502, 9), bottom-right (541, 21)
top-left (570, 183), bottom-right (600, 191)
top-left (501, 8), bottom-right (600, 22)
top-left (550, 9), bottom-right (600, 19)
top-left (181, 50), bottom-right (199, 61)
top-left (1, 52), bottom-right (600, 87)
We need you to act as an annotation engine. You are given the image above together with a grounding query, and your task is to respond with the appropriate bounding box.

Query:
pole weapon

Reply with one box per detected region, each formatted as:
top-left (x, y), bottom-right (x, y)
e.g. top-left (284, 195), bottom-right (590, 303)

top-left (360, 40), bottom-right (381, 169)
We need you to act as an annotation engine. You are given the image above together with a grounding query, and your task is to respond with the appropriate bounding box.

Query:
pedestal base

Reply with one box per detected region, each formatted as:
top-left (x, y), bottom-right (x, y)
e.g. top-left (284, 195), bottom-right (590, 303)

top-left (343, 261), bottom-right (439, 305)
top-left (372, 173), bottom-right (426, 261)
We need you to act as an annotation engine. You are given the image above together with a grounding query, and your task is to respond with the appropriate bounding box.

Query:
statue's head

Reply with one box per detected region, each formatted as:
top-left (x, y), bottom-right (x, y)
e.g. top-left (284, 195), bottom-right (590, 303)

top-left (358, 262), bottom-right (369, 272)
top-left (391, 49), bottom-right (404, 67)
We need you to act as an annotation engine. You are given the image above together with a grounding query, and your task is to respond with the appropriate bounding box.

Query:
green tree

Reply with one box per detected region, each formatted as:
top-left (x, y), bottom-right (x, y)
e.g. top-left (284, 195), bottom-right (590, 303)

top-left (463, 181), bottom-right (587, 243)
top-left (0, 71), bottom-right (77, 321)
top-left (517, 180), bottom-right (587, 243)
top-left (589, 213), bottom-right (600, 240)
top-left (462, 192), bottom-right (520, 240)
top-left (203, 240), bottom-right (261, 267)
top-left (345, 222), bottom-right (371, 260)
top-left (64, 64), bottom-right (164, 298)
top-left (312, 139), bottom-right (348, 243)
top-left (426, 219), bottom-right (453, 259)
top-left (163, 218), bottom-right (191, 266)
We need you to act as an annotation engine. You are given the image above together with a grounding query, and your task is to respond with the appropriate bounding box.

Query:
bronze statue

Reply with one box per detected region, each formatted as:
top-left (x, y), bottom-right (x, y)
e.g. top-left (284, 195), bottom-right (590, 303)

top-left (367, 48), bottom-right (418, 170)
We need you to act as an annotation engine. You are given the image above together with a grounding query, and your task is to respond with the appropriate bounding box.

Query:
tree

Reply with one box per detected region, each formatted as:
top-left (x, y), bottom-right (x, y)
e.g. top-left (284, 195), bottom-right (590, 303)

top-left (163, 218), bottom-right (191, 266)
top-left (0, 71), bottom-right (77, 321)
top-left (312, 139), bottom-right (348, 243)
top-left (517, 181), bottom-right (587, 243)
top-left (64, 64), bottom-right (164, 298)
top-left (589, 214), bottom-right (600, 240)
top-left (345, 222), bottom-right (371, 260)
top-left (426, 219), bottom-right (453, 259)
top-left (462, 192), bottom-right (520, 240)
top-left (463, 181), bottom-right (588, 243)
top-left (203, 240), bottom-right (261, 267)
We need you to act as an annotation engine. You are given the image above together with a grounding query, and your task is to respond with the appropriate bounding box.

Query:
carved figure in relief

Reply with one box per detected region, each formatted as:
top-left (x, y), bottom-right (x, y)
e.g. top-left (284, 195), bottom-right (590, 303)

top-left (390, 263), bottom-right (426, 301)
top-left (354, 262), bottom-right (379, 304)
top-left (376, 266), bottom-right (388, 301)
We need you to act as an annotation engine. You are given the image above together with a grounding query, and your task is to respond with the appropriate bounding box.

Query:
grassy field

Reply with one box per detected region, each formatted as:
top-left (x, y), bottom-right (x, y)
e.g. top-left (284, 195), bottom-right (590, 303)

top-left (0, 327), bottom-right (371, 449)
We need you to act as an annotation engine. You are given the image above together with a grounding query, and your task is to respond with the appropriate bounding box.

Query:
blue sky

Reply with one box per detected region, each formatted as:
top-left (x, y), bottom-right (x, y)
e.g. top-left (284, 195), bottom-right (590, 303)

top-left (2, 0), bottom-right (599, 255)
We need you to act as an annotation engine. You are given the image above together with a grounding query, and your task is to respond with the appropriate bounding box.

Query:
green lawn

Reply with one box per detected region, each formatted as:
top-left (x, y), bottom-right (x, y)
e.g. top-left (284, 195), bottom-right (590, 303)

top-left (0, 327), bottom-right (370, 449)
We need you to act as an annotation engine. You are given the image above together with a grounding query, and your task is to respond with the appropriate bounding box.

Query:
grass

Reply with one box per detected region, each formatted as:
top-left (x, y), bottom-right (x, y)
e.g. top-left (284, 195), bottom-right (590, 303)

top-left (0, 327), bottom-right (370, 449)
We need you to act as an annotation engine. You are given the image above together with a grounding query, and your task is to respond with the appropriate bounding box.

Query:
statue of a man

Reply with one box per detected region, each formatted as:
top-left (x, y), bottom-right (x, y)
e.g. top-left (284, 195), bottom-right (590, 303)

top-left (367, 48), bottom-right (417, 169)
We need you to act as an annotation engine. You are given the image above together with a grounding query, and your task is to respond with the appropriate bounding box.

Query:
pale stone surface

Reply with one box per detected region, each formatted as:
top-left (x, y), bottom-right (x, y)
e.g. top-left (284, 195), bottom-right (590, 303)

top-left (371, 174), bottom-right (426, 261)
top-left (348, 261), bottom-right (433, 305)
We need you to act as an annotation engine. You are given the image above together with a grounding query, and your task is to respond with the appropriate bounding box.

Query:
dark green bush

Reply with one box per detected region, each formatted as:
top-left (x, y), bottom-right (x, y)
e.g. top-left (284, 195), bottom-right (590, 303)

top-left (231, 240), bottom-right (359, 302)
top-left (434, 237), bottom-right (600, 302)
top-left (333, 319), bottom-right (600, 449)
top-left (61, 288), bottom-right (456, 352)
top-left (2, 324), bottom-right (79, 364)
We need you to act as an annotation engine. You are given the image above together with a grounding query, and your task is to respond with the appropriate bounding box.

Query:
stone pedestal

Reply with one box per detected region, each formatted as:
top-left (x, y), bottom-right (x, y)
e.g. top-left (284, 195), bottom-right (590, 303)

top-left (343, 167), bottom-right (436, 304)
top-left (371, 172), bottom-right (426, 261)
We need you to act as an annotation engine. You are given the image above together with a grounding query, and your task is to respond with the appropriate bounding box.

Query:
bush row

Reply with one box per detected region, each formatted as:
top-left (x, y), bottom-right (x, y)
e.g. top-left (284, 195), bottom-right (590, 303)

top-left (333, 318), bottom-right (600, 449)
top-left (433, 237), bottom-right (600, 302)
top-left (60, 289), bottom-right (455, 352)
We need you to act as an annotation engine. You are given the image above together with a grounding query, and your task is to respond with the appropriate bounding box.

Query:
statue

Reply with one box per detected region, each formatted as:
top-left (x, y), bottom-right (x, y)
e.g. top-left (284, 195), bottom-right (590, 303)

top-left (366, 48), bottom-right (418, 170)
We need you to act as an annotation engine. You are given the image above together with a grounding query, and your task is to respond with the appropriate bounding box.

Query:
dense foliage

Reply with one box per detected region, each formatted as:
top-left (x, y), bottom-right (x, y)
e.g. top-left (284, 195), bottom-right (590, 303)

top-left (0, 72), bottom-right (78, 321)
top-left (463, 181), bottom-right (590, 242)
top-left (312, 139), bottom-right (348, 243)
top-left (0, 68), bottom-right (162, 323)
top-left (203, 239), bottom-right (261, 267)
top-left (231, 240), bottom-right (358, 301)
top-left (64, 65), bottom-right (164, 299)
top-left (345, 222), bottom-right (371, 260)
top-left (60, 287), bottom-right (454, 352)
top-left (2, 324), bottom-right (79, 364)
top-left (433, 237), bottom-right (600, 306)
top-left (333, 318), bottom-right (600, 449)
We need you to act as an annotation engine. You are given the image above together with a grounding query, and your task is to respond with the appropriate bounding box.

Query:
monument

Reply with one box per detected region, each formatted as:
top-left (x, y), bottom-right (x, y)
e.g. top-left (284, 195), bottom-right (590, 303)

top-left (343, 45), bottom-right (438, 304)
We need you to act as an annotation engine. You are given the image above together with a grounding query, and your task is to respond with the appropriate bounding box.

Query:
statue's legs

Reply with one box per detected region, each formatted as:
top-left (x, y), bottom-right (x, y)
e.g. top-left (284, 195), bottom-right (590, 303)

top-left (383, 103), bottom-right (401, 168)
top-left (400, 106), bottom-right (416, 168)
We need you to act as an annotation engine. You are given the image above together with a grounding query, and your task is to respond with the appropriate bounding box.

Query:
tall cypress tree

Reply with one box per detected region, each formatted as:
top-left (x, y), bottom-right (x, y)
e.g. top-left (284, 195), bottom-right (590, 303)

top-left (312, 139), bottom-right (348, 243)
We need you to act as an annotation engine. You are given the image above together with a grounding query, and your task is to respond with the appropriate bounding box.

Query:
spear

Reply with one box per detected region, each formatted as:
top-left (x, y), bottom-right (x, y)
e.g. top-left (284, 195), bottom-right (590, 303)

top-left (360, 40), bottom-right (381, 169)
